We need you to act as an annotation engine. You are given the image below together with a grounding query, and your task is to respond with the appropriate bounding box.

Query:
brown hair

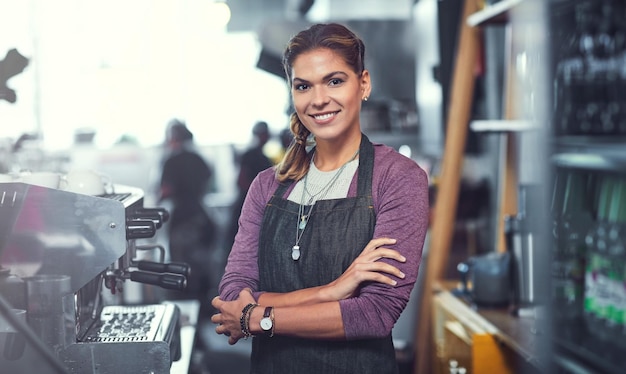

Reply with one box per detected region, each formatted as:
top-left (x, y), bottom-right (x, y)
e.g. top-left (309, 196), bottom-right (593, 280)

top-left (275, 23), bottom-right (366, 182)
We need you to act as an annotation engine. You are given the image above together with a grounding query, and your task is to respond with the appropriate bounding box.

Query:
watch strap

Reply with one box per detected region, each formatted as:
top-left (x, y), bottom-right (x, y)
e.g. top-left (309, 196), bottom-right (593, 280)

top-left (262, 306), bottom-right (274, 337)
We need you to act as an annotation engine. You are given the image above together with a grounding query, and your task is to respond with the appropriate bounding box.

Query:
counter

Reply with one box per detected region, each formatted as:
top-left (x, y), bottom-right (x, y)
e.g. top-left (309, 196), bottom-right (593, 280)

top-left (170, 299), bottom-right (200, 374)
top-left (432, 282), bottom-right (548, 373)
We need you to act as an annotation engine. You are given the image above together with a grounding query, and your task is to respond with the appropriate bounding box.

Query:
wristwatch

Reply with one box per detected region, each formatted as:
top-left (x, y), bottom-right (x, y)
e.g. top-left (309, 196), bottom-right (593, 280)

top-left (260, 306), bottom-right (274, 336)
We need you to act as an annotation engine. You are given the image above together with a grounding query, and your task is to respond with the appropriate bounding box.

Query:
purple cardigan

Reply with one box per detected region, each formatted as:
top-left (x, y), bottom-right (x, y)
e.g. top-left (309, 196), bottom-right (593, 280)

top-left (218, 142), bottom-right (429, 339)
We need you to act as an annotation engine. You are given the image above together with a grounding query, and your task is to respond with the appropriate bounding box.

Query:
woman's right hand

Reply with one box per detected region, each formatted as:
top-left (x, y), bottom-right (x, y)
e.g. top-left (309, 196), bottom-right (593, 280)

top-left (211, 288), bottom-right (256, 345)
top-left (323, 237), bottom-right (405, 301)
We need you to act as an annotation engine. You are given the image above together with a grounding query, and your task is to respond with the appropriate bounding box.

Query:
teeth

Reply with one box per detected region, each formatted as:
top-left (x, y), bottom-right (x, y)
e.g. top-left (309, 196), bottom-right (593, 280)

top-left (314, 113), bottom-right (335, 120)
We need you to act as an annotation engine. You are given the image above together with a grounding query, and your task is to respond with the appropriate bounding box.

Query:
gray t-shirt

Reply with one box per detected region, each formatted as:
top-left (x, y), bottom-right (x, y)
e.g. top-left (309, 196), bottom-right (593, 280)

top-left (287, 158), bottom-right (359, 205)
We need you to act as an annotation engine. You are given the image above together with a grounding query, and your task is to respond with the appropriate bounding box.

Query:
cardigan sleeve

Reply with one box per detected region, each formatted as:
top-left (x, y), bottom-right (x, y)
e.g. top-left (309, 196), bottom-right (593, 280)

top-left (339, 146), bottom-right (429, 339)
top-left (218, 167), bottom-right (277, 301)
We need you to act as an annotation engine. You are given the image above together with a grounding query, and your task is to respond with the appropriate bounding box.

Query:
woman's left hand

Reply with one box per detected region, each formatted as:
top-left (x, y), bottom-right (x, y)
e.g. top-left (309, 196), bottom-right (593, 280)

top-left (323, 237), bottom-right (405, 301)
top-left (211, 288), bottom-right (256, 345)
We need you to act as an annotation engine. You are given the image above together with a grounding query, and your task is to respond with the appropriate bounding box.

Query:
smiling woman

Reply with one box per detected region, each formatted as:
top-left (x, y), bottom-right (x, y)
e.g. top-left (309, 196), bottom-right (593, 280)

top-left (212, 22), bottom-right (430, 374)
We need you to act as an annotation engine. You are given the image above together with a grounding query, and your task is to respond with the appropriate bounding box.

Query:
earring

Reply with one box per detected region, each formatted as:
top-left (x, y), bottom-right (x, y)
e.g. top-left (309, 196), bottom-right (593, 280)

top-left (363, 96), bottom-right (369, 102)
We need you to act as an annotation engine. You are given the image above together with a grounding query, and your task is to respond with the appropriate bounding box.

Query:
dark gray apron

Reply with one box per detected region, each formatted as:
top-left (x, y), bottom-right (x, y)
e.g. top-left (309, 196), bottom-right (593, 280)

top-left (252, 134), bottom-right (398, 374)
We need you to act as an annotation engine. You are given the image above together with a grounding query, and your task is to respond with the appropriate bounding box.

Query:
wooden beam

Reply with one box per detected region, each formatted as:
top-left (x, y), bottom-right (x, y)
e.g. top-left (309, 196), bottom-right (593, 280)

top-left (496, 24), bottom-right (520, 253)
top-left (414, 0), bottom-right (481, 372)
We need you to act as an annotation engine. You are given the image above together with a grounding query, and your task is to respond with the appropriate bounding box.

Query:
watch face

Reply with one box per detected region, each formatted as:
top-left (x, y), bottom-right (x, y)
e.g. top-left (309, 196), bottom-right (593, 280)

top-left (260, 317), bottom-right (273, 331)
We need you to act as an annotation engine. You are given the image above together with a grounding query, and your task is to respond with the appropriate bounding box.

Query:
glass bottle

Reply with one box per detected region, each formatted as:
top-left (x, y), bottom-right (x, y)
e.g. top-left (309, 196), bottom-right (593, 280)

top-left (604, 177), bottom-right (626, 345)
top-left (552, 170), bottom-right (593, 320)
top-left (584, 174), bottom-right (614, 340)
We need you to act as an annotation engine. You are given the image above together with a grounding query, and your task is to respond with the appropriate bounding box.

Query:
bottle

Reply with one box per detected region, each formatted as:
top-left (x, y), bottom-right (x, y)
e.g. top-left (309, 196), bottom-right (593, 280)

top-left (583, 175), bottom-right (614, 340)
top-left (605, 177), bottom-right (626, 345)
top-left (552, 2), bottom-right (593, 135)
top-left (552, 170), bottom-right (593, 320)
top-left (554, 0), bottom-right (625, 136)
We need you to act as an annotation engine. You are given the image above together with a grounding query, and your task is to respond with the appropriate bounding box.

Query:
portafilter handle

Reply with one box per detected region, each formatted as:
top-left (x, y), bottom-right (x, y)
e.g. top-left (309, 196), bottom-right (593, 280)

top-left (128, 210), bottom-right (164, 229)
top-left (133, 207), bottom-right (170, 223)
top-left (135, 261), bottom-right (191, 278)
top-left (126, 219), bottom-right (156, 240)
top-left (130, 271), bottom-right (187, 291)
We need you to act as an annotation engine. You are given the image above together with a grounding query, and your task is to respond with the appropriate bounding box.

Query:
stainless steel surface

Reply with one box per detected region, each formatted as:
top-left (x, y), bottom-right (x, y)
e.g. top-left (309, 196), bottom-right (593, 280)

top-left (0, 182), bottom-right (185, 373)
top-left (0, 182), bottom-right (127, 291)
top-left (59, 303), bottom-right (181, 374)
top-left (170, 300), bottom-right (200, 374)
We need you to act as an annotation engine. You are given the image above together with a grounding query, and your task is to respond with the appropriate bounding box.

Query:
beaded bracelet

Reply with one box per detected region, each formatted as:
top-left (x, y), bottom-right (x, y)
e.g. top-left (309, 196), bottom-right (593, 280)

top-left (240, 303), bottom-right (258, 339)
top-left (244, 304), bottom-right (258, 338)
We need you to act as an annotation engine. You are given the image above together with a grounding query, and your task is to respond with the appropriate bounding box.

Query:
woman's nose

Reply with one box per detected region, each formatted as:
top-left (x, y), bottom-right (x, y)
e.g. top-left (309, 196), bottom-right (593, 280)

top-left (311, 88), bottom-right (330, 106)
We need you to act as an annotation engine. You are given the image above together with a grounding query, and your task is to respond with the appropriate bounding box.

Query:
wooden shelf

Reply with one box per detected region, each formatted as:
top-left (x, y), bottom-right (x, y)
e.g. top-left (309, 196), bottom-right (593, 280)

top-left (432, 283), bottom-right (548, 373)
top-left (552, 153), bottom-right (626, 172)
top-left (551, 136), bottom-right (626, 172)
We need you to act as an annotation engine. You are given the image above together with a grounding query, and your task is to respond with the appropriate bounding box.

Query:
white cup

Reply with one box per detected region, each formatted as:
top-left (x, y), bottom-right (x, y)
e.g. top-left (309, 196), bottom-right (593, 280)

top-left (21, 171), bottom-right (62, 188)
top-left (61, 169), bottom-right (113, 196)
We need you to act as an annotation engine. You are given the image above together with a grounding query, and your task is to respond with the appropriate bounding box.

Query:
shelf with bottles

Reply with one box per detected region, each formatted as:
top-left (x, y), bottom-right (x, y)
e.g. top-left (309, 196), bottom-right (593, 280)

top-left (553, 322), bottom-right (626, 374)
top-left (551, 149), bottom-right (626, 173)
top-left (549, 167), bottom-right (626, 373)
top-left (550, 0), bottom-right (626, 139)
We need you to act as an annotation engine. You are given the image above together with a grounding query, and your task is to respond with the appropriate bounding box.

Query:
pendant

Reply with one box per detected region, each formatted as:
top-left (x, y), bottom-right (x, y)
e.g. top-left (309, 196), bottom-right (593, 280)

top-left (299, 215), bottom-right (308, 230)
top-left (292, 245), bottom-right (301, 261)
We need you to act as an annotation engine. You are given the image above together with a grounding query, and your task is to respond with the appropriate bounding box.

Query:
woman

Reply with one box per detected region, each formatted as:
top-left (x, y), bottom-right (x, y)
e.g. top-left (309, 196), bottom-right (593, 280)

top-left (211, 23), bottom-right (429, 373)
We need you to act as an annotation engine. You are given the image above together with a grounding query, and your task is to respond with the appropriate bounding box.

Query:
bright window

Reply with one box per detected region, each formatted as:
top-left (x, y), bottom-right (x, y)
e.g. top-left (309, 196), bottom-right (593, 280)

top-left (0, 0), bottom-right (289, 150)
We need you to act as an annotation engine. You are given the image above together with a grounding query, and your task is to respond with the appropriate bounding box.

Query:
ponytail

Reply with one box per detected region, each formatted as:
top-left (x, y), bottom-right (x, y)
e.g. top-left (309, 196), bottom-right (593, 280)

top-left (275, 113), bottom-right (313, 182)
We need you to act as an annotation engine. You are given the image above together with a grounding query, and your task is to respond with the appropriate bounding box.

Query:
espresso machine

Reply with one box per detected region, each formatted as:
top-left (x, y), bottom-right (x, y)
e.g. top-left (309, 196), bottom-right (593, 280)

top-left (0, 182), bottom-right (190, 373)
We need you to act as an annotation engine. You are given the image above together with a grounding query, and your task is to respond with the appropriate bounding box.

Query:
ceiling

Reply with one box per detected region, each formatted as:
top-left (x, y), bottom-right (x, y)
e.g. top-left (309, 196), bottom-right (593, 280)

top-left (226, 0), bottom-right (416, 32)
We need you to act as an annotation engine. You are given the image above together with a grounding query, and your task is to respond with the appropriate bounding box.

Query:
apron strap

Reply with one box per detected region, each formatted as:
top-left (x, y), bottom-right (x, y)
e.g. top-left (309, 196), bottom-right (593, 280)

top-left (273, 180), bottom-right (291, 199)
top-left (356, 134), bottom-right (374, 197)
top-left (272, 133), bottom-right (374, 199)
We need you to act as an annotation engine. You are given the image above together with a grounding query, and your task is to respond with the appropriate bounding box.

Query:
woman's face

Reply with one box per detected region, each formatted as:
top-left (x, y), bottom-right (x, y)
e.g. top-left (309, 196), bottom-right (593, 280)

top-left (290, 48), bottom-right (370, 143)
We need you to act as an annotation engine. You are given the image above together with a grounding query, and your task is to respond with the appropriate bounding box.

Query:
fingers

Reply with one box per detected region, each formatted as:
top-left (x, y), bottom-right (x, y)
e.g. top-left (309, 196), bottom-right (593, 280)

top-left (368, 262), bottom-right (406, 284)
top-left (213, 314), bottom-right (239, 343)
top-left (215, 323), bottom-right (232, 337)
top-left (363, 238), bottom-right (405, 260)
top-left (368, 272), bottom-right (403, 286)
top-left (353, 260), bottom-right (406, 282)
top-left (365, 237), bottom-right (396, 251)
top-left (211, 296), bottom-right (222, 309)
top-left (369, 247), bottom-right (405, 260)
top-left (360, 246), bottom-right (406, 265)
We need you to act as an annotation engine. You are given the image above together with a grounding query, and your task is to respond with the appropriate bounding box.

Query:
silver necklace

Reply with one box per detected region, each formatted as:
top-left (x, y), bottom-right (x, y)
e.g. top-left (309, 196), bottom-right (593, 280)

top-left (292, 148), bottom-right (359, 261)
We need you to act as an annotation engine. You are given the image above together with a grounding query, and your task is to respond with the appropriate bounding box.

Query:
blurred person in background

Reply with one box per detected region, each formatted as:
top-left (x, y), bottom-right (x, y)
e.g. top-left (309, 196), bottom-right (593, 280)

top-left (226, 121), bottom-right (273, 251)
top-left (159, 119), bottom-right (216, 300)
top-left (270, 127), bottom-right (295, 165)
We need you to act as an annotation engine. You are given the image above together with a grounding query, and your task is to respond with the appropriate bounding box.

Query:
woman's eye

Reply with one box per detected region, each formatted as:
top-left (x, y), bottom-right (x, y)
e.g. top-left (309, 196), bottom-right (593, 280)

top-left (295, 83), bottom-right (309, 91)
top-left (329, 78), bottom-right (343, 86)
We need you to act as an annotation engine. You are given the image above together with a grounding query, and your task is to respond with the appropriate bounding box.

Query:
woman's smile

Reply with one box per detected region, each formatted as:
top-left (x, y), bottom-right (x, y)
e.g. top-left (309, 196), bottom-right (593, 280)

top-left (311, 110), bottom-right (340, 124)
